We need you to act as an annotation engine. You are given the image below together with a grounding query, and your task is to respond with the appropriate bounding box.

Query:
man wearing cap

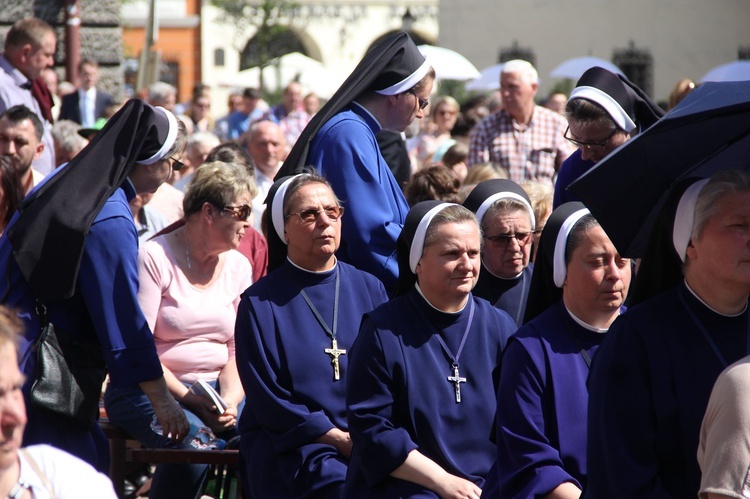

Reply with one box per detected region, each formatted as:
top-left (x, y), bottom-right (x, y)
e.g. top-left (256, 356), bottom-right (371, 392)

top-left (468, 60), bottom-right (574, 186)
top-left (553, 67), bottom-right (664, 208)
top-left (0, 100), bottom-right (190, 472)
top-left (277, 32), bottom-right (435, 292)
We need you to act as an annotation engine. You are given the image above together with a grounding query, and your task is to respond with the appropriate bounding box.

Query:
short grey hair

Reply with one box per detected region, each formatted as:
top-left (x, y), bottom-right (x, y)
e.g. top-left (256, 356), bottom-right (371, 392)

top-left (482, 199), bottom-right (535, 232)
top-left (188, 131), bottom-right (220, 151)
top-left (51, 119), bottom-right (87, 155)
top-left (501, 60), bottom-right (538, 85)
top-left (692, 170), bottom-right (750, 241)
top-left (148, 82), bottom-right (177, 103)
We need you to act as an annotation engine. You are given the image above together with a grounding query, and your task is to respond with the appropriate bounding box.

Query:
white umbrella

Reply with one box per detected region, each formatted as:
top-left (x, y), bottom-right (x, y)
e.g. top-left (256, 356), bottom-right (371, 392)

top-left (465, 63), bottom-right (504, 91)
top-left (549, 56), bottom-right (624, 80)
top-left (417, 45), bottom-right (481, 81)
top-left (700, 61), bottom-right (750, 82)
top-left (220, 52), bottom-right (341, 98)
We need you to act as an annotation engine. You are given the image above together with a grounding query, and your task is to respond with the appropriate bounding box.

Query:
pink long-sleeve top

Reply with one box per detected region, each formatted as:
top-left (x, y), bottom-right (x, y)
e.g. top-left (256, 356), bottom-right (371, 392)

top-left (137, 235), bottom-right (253, 384)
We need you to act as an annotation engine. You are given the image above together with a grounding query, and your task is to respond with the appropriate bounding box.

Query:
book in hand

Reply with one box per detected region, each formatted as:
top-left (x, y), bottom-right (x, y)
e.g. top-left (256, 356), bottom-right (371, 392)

top-left (189, 380), bottom-right (229, 415)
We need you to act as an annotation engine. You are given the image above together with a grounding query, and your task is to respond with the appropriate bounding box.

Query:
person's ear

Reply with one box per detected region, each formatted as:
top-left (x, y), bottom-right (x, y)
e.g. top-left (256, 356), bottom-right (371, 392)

top-left (34, 141), bottom-right (44, 160)
top-left (685, 239), bottom-right (698, 262)
top-left (202, 201), bottom-right (216, 222)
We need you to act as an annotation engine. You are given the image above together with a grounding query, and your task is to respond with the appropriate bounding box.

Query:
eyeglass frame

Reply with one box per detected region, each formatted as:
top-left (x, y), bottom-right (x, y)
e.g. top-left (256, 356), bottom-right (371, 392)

top-left (484, 230), bottom-right (540, 247)
top-left (285, 206), bottom-right (345, 224)
top-left (220, 204), bottom-right (252, 221)
top-left (563, 126), bottom-right (620, 150)
top-left (406, 89), bottom-right (429, 111)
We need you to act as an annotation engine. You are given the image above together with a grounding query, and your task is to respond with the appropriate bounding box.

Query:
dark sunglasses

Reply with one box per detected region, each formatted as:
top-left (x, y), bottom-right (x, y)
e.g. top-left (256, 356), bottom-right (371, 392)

top-left (221, 204), bottom-right (252, 221)
top-left (406, 89), bottom-right (429, 111)
top-left (484, 231), bottom-right (538, 247)
top-left (169, 156), bottom-right (185, 171)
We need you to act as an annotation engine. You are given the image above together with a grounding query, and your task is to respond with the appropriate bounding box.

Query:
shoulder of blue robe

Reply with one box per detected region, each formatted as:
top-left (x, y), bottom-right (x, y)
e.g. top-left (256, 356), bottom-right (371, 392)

top-left (585, 285), bottom-right (723, 498)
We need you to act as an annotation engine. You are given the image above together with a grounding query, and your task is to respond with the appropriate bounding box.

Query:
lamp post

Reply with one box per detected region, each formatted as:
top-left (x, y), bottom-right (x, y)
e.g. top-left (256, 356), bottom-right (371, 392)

top-left (64, 0), bottom-right (80, 84)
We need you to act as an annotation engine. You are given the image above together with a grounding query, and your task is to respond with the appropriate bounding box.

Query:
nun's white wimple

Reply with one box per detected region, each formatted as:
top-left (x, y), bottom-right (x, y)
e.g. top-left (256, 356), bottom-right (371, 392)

top-left (476, 192), bottom-right (535, 230)
top-left (553, 208), bottom-right (590, 288)
top-left (673, 178), bottom-right (710, 262)
top-left (570, 86), bottom-right (637, 134)
top-left (409, 203), bottom-right (459, 273)
top-left (376, 58), bottom-right (431, 96)
top-left (271, 176), bottom-right (298, 245)
top-left (138, 107), bottom-right (179, 165)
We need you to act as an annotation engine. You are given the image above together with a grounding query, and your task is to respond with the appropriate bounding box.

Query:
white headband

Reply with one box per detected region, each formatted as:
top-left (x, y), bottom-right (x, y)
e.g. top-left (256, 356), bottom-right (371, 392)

top-left (569, 86), bottom-right (637, 134)
top-left (673, 178), bottom-right (710, 262)
top-left (375, 58), bottom-right (431, 96)
top-left (409, 203), bottom-right (459, 273)
top-left (553, 208), bottom-right (590, 287)
top-left (138, 107), bottom-right (179, 165)
top-left (476, 192), bottom-right (535, 230)
top-left (271, 176), bottom-right (297, 244)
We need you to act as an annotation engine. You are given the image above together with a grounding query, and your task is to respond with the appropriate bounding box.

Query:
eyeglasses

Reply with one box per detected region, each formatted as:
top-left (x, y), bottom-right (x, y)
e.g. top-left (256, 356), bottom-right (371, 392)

top-left (169, 156), bottom-right (185, 171)
top-left (221, 204), bottom-right (252, 221)
top-left (564, 126), bottom-right (619, 150)
top-left (484, 231), bottom-right (538, 247)
top-left (406, 90), bottom-right (429, 111)
top-left (286, 206), bottom-right (345, 223)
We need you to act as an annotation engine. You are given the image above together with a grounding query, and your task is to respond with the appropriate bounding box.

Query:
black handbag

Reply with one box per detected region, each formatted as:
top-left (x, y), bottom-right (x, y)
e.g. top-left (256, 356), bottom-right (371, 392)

top-left (30, 303), bottom-right (107, 430)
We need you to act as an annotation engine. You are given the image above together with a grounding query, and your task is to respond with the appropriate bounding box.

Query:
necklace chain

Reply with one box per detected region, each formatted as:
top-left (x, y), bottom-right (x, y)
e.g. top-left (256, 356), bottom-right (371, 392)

top-left (183, 229), bottom-right (192, 270)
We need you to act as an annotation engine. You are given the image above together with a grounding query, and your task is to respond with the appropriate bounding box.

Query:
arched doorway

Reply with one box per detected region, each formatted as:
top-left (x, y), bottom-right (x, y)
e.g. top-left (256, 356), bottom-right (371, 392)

top-left (240, 26), bottom-right (308, 70)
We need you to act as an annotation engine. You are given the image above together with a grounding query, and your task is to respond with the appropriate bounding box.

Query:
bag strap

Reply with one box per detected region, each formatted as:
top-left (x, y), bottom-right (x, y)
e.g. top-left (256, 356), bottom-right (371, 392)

top-left (18, 448), bottom-right (56, 498)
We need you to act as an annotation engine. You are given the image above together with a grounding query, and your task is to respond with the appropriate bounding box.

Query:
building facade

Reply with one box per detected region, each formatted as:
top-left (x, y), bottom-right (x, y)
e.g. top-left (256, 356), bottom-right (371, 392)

top-left (438, 0), bottom-right (750, 102)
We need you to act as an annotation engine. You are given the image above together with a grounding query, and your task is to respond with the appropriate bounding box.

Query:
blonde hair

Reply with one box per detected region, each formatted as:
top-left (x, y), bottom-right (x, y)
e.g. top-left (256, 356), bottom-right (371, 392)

top-left (520, 180), bottom-right (554, 230)
top-left (183, 161), bottom-right (255, 216)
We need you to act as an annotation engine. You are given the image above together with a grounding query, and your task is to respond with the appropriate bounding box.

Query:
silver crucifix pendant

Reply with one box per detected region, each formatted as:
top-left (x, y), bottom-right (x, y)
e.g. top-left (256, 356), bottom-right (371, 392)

top-left (447, 364), bottom-right (467, 403)
top-left (324, 338), bottom-right (346, 381)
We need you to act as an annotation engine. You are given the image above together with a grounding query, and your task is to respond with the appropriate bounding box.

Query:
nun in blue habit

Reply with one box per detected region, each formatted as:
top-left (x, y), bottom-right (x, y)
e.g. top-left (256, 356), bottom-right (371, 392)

top-left (585, 171), bottom-right (750, 498)
top-left (484, 203), bottom-right (631, 498)
top-left (345, 201), bottom-right (516, 498)
top-left (463, 179), bottom-right (536, 325)
top-left (234, 172), bottom-right (388, 498)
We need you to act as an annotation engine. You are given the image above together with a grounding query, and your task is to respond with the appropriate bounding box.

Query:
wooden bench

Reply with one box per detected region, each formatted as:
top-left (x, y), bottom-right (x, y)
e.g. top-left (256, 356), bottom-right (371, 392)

top-left (100, 419), bottom-right (241, 498)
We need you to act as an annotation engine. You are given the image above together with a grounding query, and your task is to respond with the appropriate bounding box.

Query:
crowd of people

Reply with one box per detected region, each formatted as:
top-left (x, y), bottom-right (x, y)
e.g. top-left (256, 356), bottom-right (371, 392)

top-left (0, 14), bottom-right (748, 499)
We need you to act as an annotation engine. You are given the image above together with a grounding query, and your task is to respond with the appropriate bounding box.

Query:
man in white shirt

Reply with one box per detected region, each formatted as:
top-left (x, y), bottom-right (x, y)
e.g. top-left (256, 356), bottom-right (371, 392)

top-left (59, 59), bottom-right (114, 127)
top-left (0, 18), bottom-right (57, 174)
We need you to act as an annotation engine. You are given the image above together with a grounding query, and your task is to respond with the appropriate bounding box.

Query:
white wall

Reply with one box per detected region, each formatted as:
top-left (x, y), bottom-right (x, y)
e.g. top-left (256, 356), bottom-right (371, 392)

top-left (438, 0), bottom-right (750, 102)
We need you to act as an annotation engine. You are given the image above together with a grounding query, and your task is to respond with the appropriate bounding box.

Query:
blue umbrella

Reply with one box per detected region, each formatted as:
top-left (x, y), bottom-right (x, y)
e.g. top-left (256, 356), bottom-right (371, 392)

top-left (700, 61), bottom-right (750, 83)
top-left (568, 80), bottom-right (750, 257)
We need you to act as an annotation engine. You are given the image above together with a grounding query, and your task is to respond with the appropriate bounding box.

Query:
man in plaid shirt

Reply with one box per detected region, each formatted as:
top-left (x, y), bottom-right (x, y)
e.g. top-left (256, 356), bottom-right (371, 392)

top-left (468, 60), bottom-right (574, 186)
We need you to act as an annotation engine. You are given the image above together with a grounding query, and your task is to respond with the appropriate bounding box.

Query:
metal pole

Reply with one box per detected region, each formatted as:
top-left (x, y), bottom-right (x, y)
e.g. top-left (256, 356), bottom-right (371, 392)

top-left (64, 0), bottom-right (81, 84)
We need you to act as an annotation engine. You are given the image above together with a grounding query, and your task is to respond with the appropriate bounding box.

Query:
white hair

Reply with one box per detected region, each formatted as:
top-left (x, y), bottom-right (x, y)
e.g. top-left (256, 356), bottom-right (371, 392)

top-left (501, 59), bottom-right (538, 84)
top-left (188, 131), bottom-right (220, 150)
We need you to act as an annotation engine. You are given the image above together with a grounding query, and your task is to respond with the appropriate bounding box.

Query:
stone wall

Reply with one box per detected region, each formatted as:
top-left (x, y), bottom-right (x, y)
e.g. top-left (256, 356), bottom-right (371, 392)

top-left (0, 0), bottom-right (123, 98)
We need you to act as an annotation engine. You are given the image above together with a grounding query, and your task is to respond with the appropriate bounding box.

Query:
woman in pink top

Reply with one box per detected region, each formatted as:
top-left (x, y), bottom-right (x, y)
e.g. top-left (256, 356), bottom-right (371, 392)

top-left (104, 161), bottom-right (254, 499)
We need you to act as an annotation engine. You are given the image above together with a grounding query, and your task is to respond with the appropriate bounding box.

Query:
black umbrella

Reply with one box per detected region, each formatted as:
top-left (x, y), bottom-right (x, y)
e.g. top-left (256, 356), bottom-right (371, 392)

top-left (569, 80), bottom-right (750, 257)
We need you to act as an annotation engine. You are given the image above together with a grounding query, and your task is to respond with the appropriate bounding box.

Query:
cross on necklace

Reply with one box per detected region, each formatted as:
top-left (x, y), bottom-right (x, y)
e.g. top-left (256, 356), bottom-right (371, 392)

top-left (324, 338), bottom-right (346, 381)
top-left (447, 364), bottom-right (467, 403)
